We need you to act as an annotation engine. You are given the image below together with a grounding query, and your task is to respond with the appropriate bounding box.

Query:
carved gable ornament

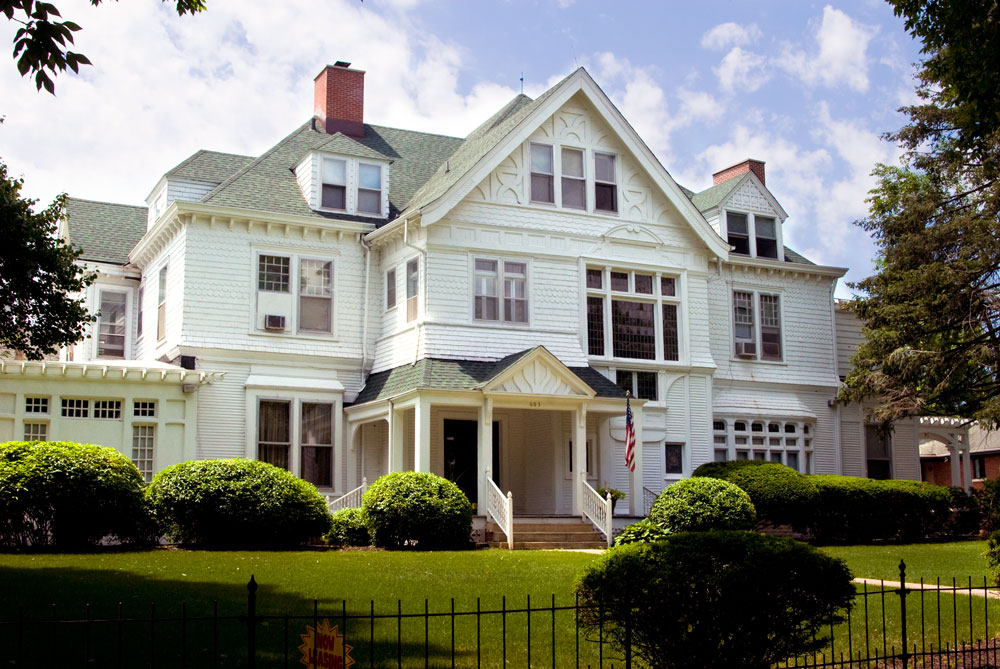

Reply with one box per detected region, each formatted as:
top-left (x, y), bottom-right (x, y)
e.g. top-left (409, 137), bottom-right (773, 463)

top-left (483, 348), bottom-right (595, 398)
top-left (601, 223), bottom-right (663, 248)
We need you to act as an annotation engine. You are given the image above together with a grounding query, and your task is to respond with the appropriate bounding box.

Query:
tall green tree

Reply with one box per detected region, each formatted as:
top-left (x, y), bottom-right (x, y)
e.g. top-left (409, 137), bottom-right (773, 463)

top-left (3, 0), bottom-right (206, 93)
top-left (0, 159), bottom-right (95, 359)
top-left (841, 2), bottom-right (1000, 427)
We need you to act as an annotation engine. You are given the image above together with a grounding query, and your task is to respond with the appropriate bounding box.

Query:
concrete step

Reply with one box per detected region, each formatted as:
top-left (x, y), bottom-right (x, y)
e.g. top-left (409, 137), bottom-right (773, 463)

top-left (488, 541), bottom-right (607, 550)
top-left (485, 519), bottom-right (607, 549)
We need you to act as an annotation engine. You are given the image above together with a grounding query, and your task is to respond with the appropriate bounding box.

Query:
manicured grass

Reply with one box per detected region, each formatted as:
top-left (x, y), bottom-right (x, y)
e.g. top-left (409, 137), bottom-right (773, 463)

top-left (0, 548), bottom-right (604, 667)
top-left (821, 540), bottom-right (990, 581)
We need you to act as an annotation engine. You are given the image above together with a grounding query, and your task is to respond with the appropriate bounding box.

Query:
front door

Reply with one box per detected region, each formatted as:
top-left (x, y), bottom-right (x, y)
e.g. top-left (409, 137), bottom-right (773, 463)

top-left (443, 419), bottom-right (478, 505)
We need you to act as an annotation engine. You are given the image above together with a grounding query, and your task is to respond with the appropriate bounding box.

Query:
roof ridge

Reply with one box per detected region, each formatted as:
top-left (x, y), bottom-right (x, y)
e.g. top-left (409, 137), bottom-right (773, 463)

top-left (65, 196), bottom-right (147, 210)
top-left (366, 122), bottom-right (463, 142)
top-left (201, 119), bottom-right (316, 203)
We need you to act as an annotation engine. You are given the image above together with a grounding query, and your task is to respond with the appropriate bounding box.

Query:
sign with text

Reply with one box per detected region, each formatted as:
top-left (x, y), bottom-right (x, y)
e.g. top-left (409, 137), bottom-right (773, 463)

top-left (298, 619), bottom-right (354, 668)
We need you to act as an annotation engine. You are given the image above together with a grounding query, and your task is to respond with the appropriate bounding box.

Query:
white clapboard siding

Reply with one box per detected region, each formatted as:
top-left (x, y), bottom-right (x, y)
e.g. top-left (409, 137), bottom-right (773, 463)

top-left (195, 361), bottom-right (250, 459)
top-left (835, 305), bottom-right (864, 379)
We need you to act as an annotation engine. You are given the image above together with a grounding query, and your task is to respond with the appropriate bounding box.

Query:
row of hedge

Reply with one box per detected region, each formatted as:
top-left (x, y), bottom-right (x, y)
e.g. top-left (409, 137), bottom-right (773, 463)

top-left (0, 441), bottom-right (473, 550)
top-left (692, 460), bottom-right (972, 543)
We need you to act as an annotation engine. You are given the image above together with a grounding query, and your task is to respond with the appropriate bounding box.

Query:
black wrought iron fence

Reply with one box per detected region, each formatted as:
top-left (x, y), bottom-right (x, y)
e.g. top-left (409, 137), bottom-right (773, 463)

top-left (2, 561), bottom-right (999, 668)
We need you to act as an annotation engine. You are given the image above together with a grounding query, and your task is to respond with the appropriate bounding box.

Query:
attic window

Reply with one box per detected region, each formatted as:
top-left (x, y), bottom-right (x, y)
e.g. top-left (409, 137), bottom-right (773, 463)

top-left (594, 153), bottom-right (617, 213)
top-left (321, 158), bottom-right (347, 210)
top-left (727, 213), bottom-right (750, 255)
top-left (755, 217), bottom-right (778, 259)
top-left (357, 163), bottom-right (382, 215)
top-left (530, 144), bottom-right (554, 204)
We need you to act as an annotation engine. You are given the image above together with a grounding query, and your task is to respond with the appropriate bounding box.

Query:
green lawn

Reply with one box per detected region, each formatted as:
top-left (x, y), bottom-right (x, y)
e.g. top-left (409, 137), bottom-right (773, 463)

top-left (0, 542), bottom-right (994, 667)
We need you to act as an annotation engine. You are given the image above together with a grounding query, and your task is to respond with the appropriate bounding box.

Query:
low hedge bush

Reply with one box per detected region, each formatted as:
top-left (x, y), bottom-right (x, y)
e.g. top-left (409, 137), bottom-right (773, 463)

top-left (361, 472), bottom-right (472, 549)
top-left (693, 460), bottom-right (819, 530)
top-left (325, 507), bottom-right (371, 547)
top-left (613, 518), bottom-right (671, 546)
top-left (0, 440), bottom-right (155, 549)
top-left (648, 477), bottom-right (755, 533)
top-left (576, 530), bottom-right (855, 668)
top-left (146, 459), bottom-right (331, 548)
top-left (809, 475), bottom-right (952, 543)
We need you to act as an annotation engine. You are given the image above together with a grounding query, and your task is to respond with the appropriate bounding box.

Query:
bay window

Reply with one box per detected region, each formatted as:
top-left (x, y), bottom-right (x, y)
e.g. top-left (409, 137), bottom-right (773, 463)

top-left (301, 402), bottom-right (333, 487)
top-left (258, 400), bottom-right (290, 470)
top-left (586, 267), bottom-right (682, 363)
top-left (257, 399), bottom-right (335, 487)
top-left (714, 418), bottom-right (812, 472)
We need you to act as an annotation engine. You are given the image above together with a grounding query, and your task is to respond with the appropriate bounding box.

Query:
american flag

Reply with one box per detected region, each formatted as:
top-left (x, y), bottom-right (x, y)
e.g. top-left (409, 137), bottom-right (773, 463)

top-left (624, 393), bottom-right (635, 473)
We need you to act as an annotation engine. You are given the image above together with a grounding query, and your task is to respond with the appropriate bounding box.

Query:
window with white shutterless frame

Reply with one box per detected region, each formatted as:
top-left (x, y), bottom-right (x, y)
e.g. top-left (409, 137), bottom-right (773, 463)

top-left (722, 208), bottom-right (783, 261)
top-left (253, 251), bottom-right (336, 336)
top-left (525, 142), bottom-right (614, 214)
top-left (472, 256), bottom-right (529, 324)
top-left (314, 154), bottom-right (389, 219)
top-left (731, 287), bottom-right (784, 362)
top-left (249, 393), bottom-right (339, 490)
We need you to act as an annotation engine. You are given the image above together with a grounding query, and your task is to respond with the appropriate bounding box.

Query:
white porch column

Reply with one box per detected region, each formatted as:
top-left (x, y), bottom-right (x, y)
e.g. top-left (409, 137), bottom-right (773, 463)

top-left (573, 405), bottom-right (587, 516)
top-left (345, 421), bottom-right (361, 488)
top-left (629, 402), bottom-right (644, 516)
top-left (478, 397), bottom-right (494, 511)
top-left (962, 446), bottom-right (973, 491)
top-left (388, 405), bottom-right (405, 473)
top-left (949, 444), bottom-right (961, 488)
top-left (413, 397), bottom-right (431, 473)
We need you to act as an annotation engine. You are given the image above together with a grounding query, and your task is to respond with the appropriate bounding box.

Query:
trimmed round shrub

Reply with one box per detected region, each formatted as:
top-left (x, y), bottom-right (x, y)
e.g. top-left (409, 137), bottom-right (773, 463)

top-left (648, 477), bottom-right (755, 533)
top-left (575, 530), bottom-right (856, 669)
top-left (0, 440), bottom-right (155, 549)
top-left (693, 460), bottom-right (819, 530)
top-left (146, 459), bottom-right (331, 548)
top-left (613, 518), bottom-right (671, 547)
top-left (809, 475), bottom-right (952, 543)
top-left (325, 507), bottom-right (371, 547)
top-left (361, 472), bottom-right (472, 550)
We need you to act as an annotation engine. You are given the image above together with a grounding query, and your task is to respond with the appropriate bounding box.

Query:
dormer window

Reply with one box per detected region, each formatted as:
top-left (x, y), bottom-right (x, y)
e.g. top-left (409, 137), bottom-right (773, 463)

top-left (321, 158), bottom-right (347, 210)
top-left (594, 152), bottom-right (617, 213)
top-left (357, 163), bottom-right (382, 215)
top-left (755, 216), bottom-right (778, 259)
top-left (727, 213), bottom-right (750, 255)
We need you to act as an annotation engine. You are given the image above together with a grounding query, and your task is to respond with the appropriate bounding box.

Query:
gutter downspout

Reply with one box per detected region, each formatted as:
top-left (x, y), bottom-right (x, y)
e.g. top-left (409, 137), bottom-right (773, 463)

top-left (402, 218), bottom-right (426, 365)
top-left (360, 232), bottom-right (372, 374)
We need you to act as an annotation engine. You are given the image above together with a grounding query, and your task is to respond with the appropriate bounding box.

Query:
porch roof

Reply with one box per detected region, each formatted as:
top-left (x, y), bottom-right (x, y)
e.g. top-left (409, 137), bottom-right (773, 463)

top-left (354, 351), bottom-right (625, 405)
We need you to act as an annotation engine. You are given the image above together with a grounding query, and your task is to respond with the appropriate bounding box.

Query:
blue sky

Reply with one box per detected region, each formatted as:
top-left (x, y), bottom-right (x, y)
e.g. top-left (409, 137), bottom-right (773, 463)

top-left (0, 0), bottom-right (924, 296)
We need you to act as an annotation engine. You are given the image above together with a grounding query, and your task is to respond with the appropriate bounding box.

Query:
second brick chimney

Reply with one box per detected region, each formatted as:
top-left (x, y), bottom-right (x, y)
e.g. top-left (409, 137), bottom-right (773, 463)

top-left (314, 62), bottom-right (365, 138)
top-left (712, 159), bottom-right (765, 187)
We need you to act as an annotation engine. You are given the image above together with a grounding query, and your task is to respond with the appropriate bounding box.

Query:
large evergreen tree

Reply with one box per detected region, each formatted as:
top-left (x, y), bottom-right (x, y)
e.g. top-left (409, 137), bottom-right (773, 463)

top-left (841, 2), bottom-right (1000, 427)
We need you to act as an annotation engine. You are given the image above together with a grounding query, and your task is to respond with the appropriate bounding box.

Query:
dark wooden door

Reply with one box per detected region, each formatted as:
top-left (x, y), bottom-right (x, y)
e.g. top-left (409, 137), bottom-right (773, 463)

top-left (443, 419), bottom-right (478, 505)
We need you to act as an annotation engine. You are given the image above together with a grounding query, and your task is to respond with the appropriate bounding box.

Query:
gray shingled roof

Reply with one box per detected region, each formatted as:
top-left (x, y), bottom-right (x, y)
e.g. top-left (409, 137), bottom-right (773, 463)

top-left (64, 198), bottom-right (147, 265)
top-left (165, 150), bottom-right (255, 183)
top-left (354, 349), bottom-right (626, 405)
top-left (201, 119), bottom-right (464, 223)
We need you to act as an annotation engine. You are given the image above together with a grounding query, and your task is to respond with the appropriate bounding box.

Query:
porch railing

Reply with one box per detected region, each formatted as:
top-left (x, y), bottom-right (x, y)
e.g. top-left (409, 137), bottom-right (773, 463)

top-left (643, 486), bottom-right (658, 516)
top-left (486, 478), bottom-right (514, 550)
top-left (327, 477), bottom-right (367, 513)
top-left (580, 480), bottom-right (613, 547)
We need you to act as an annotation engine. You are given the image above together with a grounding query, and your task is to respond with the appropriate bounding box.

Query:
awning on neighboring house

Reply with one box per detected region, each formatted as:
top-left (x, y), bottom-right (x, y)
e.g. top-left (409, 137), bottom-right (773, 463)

top-left (712, 387), bottom-right (817, 420)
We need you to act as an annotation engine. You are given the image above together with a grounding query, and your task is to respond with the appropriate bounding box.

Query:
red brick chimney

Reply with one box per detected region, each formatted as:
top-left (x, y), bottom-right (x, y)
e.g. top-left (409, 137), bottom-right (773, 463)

top-left (314, 62), bottom-right (365, 138)
top-left (712, 159), bottom-right (765, 187)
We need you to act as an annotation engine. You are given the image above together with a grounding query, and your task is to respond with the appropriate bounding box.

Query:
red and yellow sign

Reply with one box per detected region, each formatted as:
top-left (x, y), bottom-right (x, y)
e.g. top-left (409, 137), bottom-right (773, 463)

top-left (298, 618), bottom-right (354, 669)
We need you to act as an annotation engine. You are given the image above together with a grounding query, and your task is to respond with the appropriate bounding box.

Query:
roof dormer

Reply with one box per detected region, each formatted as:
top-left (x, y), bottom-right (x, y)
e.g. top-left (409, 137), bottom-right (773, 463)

top-left (295, 145), bottom-right (391, 219)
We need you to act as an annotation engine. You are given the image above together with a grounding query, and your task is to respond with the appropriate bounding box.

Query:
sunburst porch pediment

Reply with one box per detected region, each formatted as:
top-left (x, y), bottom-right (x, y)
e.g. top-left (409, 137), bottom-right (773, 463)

top-left (482, 347), bottom-right (595, 398)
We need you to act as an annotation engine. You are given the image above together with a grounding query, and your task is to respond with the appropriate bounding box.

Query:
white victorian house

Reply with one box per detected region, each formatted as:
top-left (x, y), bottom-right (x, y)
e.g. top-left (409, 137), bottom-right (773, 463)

top-left (0, 63), bottom-right (926, 542)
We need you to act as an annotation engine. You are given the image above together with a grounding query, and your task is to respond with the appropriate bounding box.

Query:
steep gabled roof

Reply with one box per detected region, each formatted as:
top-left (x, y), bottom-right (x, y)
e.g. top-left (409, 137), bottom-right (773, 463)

top-left (64, 197), bottom-right (147, 265)
top-left (200, 119), bottom-right (464, 223)
top-left (165, 150), bottom-right (256, 183)
top-left (689, 178), bottom-right (742, 212)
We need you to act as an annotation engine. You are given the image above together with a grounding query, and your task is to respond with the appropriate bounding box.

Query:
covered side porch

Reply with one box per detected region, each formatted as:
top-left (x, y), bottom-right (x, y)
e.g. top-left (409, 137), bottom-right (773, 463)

top-left (342, 348), bottom-right (644, 539)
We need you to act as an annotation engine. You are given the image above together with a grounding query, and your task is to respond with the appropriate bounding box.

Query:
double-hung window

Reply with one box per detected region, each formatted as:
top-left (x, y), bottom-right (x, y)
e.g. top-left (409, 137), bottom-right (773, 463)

top-left (727, 213), bottom-right (750, 255)
top-left (321, 158), bottom-right (347, 210)
top-left (406, 258), bottom-right (419, 322)
top-left (301, 403), bottom-right (333, 487)
top-left (865, 425), bottom-right (891, 479)
top-left (137, 286), bottom-right (144, 339)
top-left (474, 259), bottom-right (528, 323)
top-left (561, 148), bottom-right (585, 209)
top-left (755, 216), bottom-right (778, 259)
top-left (616, 370), bottom-right (658, 401)
top-left (594, 152), bottom-right (618, 213)
top-left (299, 260), bottom-right (333, 333)
top-left (386, 268), bottom-right (397, 310)
top-left (157, 267), bottom-right (167, 341)
top-left (530, 144), bottom-right (554, 204)
top-left (357, 163), bottom-right (382, 215)
top-left (258, 400), bottom-right (291, 470)
top-left (97, 290), bottom-right (127, 358)
top-left (727, 210), bottom-right (782, 259)
top-left (586, 267), bottom-right (681, 363)
top-left (257, 399), bottom-right (335, 487)
top-left (732, 290), bottom-right (782, 361)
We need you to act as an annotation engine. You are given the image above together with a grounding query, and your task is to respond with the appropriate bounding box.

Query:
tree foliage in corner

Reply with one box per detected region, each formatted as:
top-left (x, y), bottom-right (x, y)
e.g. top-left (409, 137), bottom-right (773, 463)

top-left (841, 1), bottom-right (1000, 428)
top-left (3, 0), bottom-right (206, 93)
top-left (0, 160), bottom-right (95, 359)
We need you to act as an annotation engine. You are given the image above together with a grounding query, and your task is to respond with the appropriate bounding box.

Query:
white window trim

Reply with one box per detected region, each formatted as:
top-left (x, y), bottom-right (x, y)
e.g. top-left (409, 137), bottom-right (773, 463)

top-left (664, 442), bottom-right (686, 478)
top-left (712, 417), bottom-right (812, 473)
top-left (356, 161), bottom-right (384, 216)
top-left (405, 256), bottom-right (420, 323)
top-left (96, 288), bottom-right (129, 360)
top-left (314, 152), bottom-right (389, 219)
top-left (593, 151), bottom-right (619, 216)
top-left (385, 267), bottom-right (397, 312)
top-left (722, 208), bottom-right (785, 262)
top-left (584, 266), bottom-right (684, 365)
top-left (523, 142), bottom-right (624, 216)
top-left (251, 250), bottom-right (338, 340)
top-left (470, 255), bottom-right (531, 326)
top-left (528, 142), bottom-right (555, 206)
top-left (730, 286), bottom-right (785, 364)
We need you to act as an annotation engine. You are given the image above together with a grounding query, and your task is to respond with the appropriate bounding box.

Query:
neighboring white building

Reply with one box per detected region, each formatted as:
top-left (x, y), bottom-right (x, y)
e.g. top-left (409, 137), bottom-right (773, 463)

top-left (2, 63), bottom-right (911, 525)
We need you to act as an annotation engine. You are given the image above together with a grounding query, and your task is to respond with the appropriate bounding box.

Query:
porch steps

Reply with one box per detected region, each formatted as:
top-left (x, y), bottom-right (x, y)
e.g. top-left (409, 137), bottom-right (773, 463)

top-left (485, 518), bottom-right (607, 550)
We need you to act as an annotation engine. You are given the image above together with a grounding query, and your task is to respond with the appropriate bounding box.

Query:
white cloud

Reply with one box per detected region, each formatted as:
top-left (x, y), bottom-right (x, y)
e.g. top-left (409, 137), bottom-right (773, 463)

top-left (591, 53), bottom-right (720, 163)
top-left (700, 22), bottom-right (762, 51)
top-left (775, 5), bottom-right (878, 92)
top-left (713, 47), bottom-right (769, 93)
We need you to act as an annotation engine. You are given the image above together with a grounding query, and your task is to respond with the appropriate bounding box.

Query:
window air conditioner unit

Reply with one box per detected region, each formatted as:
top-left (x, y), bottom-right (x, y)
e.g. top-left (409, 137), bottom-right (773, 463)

top-left (735, 341), bottom-right (757, 358)
top-left (264, 314), bottom-right (286, 331)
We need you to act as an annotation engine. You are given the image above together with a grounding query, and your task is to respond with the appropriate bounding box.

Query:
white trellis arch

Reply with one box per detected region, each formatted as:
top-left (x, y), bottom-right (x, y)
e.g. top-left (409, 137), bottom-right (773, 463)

top-left (918, 417), bottom-right (972, 490)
